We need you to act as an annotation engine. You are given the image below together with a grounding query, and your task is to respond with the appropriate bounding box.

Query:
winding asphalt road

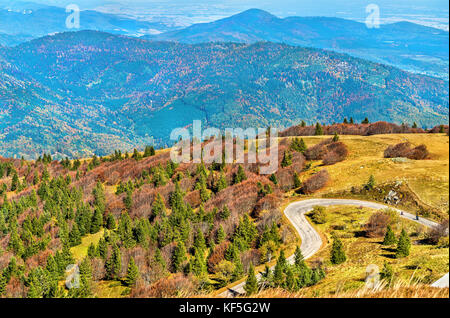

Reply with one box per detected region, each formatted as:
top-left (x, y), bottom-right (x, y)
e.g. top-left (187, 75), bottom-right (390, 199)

top-left (221, 199), bottom-right (449, 297)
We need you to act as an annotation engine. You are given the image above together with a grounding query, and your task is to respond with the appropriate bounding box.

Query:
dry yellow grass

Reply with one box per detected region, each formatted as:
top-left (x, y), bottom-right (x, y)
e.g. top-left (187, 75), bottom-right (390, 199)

top-left (296, 206), bottom-right (449, 297)
top-left (284, 134), bottom-right (449, 212)
top-left (252, 281), bottom-right (449, 298)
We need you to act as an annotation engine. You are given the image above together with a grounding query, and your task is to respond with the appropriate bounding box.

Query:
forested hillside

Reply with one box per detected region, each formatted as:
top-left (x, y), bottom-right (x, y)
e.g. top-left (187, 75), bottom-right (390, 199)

top-left (0, 31), bottom-right (448, 159)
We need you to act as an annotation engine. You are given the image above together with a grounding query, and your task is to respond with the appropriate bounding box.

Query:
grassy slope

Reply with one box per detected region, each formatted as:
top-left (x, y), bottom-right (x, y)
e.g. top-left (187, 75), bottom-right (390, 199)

top-left (291, 133), bottom-right (449, 212)
top-left (300, 206), bottom-right (449, 297)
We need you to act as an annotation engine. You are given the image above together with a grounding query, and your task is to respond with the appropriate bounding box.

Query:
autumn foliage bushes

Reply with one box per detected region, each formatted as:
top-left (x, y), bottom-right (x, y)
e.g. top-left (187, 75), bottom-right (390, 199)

top-left (384, 142), bottom-right (429, 160)
top-left (280, 121), bottom-right (426, 137)
top-left (300, 170), bottom-right (330, 194)
top-left (304, 138), bottom-right (348, 166)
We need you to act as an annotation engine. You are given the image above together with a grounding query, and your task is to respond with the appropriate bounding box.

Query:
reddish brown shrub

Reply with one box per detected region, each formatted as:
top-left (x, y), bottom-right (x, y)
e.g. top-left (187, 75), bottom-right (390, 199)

top-left (301, 170), bottom-right (330, 194)
top-left (207, 242), bottom-right (229, 273)
top-left (364, 212), bottom-right (390, 238)
top-left (384, 142), bottom-right (429, 160)
top-left (130, 273), bottom-right (197, 298)
top-left (427, 219), bottom-right (449, 245)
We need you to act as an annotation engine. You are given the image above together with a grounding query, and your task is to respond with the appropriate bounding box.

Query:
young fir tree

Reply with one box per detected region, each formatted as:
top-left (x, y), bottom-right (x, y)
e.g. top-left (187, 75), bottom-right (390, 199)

top-left (382, 225), bottom-right (397, 245)
top-left (244, 264), bottom-right (258, 295)
top-left (11, 173), bottom-right (19, 192)
top-left (291, 137), bottom-right (307, 153)
top-left (380, 262), bottom-right (394, 284)
top-left (343, 118), bottom-right (349, 124)
top-left (314, 123), bottom-right (324, 136)
top-left (396, 229), bottom-right (411, 258)
top-left (365, 175), bottom-right (376, 190)
top-left (216, 225), bottom-right (226, 244)
top-left (152, 193), bottom-right (167, 219)
top-left (332, 132), bottom-right (340, 142)
top-left (234, 165), bottom-right (247, 184)
top-left (125, 257), bottom-right (139, 287)
top-left (330, 237), bottom-right (347, 265)
top-left (293, 172), bottom-right (302, 188)
top-left (362, 117), bottom-right (370, 124)
top-left (269, 173), bottom-right (278, 185)
top-left (106, 214), bottom-right (116, 230)
top-left (105, 245), bottom-right (122, 280)
top-left (281, 151), bottom-right (293, 168)
top-left (216, 172), bottom-right (228, 192)
top-left (220, 205), bottom-right (231, 220)
top-left (294, 246), bottom-right (305, 268)
top-left (172, 242), bottom-right (187, 272)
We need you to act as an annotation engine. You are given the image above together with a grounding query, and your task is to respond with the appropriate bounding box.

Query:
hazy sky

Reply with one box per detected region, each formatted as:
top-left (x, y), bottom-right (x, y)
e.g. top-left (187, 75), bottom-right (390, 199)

top-left (5, 0), bottom-right (450, 29)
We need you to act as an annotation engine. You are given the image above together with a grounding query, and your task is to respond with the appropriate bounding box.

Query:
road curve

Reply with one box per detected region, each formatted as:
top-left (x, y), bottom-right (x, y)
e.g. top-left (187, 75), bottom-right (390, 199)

top-left (221, 198), bottom-right (449, 297)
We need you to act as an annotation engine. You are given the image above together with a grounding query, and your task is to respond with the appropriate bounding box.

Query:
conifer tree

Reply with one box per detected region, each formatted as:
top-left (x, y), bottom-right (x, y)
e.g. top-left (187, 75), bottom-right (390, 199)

top-left (396, 229), bottom-right (411, 258)
top-left (332, 132), bottom-right (339, 142)
top-left (11, 173), bottom-right (19, 192)
top-left (244, 264), bottom-right (258, 295)
top-left (152, 193), bottom-right (167, 219)
top-left (220, 205), bottom-right (231, 220)
top-left (125, 257), bottom-right (139, 287)
top-left (362, 117), bottom-right (370, 124)
top-left (365, 175), bottom-right (376, 190)
top-left (216, 225), bottom-right (226, 244)
top-left (69, 223), bottom-right (82, 247)
top-left (172, 242), bottom-right (187, 272)
top-left (90, 209), bottom-right (103, 234)
top-left (380, 262), bottom-right (394, 284)
top-left (294, 246), bottom-right (305, 268)
top-left (281, 151), bottom-right (293, 168)
top-left (216, 172), bottom-right (228, 193)
top-left (343, 118), bottom-right (349, 124)
top-left (314, 123), bottom-right (324, 136)
top-left (106, 214), bottom-right (116, 230)
top-left (269, 173), bottom-right (278, 185)
top-left (350, 117), bottom-right (354, 124)
top-left (105, 245), bottom-right (122, 280)
top-left (285, 267), bottom-right (296, 292)
top-left (330, 237), bottom-right (347, 264)
top-left (194, 229), bottom-right (207, 252)
top-left (382, 225), bottom-right (397, 246)
top-left (293, 172), bottom-right (302, 188)
top-left (234, 165), bottom-right (247, 184)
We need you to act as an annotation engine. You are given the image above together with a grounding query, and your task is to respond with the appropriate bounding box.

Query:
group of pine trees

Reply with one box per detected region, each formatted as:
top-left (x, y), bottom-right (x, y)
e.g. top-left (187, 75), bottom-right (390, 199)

top-left (383, 227), bottom-right (411, 258)
top-left (245, 247), bottom-right (326, 295)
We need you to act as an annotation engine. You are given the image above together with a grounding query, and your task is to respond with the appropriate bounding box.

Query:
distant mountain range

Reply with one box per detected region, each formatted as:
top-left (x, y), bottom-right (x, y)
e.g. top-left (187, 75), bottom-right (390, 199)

top-left (0, 0), bottom-right (176, 46)
top-left (143, 9), bottom-right (449, 79)
top-left (0, 3), bottom-right (448, 78)
top-left (0, 31), bottom-right (448, 159)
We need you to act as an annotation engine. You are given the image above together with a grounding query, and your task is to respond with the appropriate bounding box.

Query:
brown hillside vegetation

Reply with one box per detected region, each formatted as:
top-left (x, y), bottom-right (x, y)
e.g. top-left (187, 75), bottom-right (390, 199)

top-left (280, 121), bottom-right (430, 137)
top-left (384, 142), bottom-right (429, 160)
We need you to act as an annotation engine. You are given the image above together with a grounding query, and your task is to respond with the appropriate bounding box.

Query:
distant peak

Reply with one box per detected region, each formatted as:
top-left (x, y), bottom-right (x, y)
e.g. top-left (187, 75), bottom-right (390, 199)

top-left (230, 8), bottom-right (278, 20)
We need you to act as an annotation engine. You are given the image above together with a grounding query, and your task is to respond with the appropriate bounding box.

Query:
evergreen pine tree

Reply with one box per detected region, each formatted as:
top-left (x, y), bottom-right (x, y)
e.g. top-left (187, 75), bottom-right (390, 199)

top-left (314, 123), bottom-right (324, 136)
top-left (294, 246), bottom-right (305, 268)
top-left (293, 172), bottom-right (302, 188)
top-left (382, 225), bottom-right (397, 245)
top-left (269, 174), bottom-right (278, 185)
top-left (396, 229), bottom-right (411, 258)
top-left (330, 237), bottom-right (347, 264)
top-left (172, 242), bottom-right (187, 272)
top-left (244, 264), bottom-right (258, 295)
top-left (362, 117), bottom-right (370, 124)
top-left (125, 257), bottom-right (139, 287)
top-left (332, 132), bottom-right (340, 142)
top-left (281, 151), bottom-right (293, 168)
top-left (234, 165), bottom-right (247, 184)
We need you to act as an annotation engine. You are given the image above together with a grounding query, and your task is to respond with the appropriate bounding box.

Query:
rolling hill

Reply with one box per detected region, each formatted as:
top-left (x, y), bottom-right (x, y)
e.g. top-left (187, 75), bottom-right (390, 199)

top-left (0, 30), bottom-right (448, 159)
top-left (0, 0), bottom-right (176, 46)
top-left (143, 9), bottom-right (449, 79)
